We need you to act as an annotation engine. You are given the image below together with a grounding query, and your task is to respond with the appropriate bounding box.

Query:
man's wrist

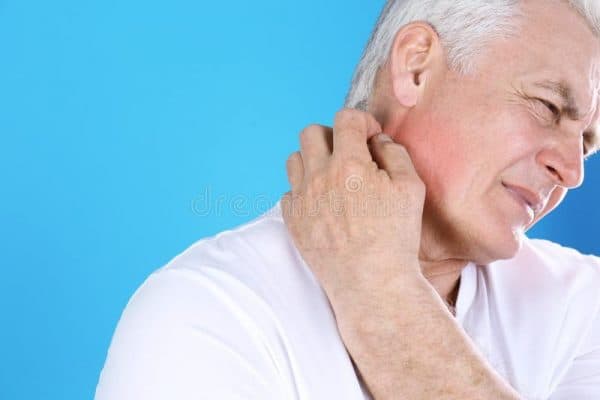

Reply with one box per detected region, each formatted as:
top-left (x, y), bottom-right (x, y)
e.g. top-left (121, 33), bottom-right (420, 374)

top-left (336, 269), bottom-right (432, 353)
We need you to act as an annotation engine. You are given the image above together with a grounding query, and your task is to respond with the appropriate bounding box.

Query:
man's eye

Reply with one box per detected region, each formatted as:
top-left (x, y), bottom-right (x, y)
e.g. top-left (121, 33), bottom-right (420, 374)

top-left (536, 98), bottom-right (561, 120)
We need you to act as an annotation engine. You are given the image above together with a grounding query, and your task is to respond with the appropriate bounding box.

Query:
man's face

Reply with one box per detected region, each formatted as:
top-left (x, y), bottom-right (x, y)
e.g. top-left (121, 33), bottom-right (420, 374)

top-left (391, 1), bottom-right (600, 264)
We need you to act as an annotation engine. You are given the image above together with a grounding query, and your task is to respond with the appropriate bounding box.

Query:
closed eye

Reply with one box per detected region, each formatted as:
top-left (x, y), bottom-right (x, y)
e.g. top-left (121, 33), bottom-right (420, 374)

top-left (534, 98), bottom-right (596, 157)
top-left (535, 98), bottom-right (561, 121)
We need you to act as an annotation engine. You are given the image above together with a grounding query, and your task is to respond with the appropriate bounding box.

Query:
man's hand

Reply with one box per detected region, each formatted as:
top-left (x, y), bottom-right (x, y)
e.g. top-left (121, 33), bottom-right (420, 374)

top-left (280, 109), bottom-right (523, 400)
top-left (281, 109), bottom-right (426, 325)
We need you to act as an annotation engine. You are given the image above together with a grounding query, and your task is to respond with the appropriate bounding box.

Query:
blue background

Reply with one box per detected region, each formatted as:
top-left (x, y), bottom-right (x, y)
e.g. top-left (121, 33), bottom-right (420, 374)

top-left (1, 1), bottom-right (598, 399)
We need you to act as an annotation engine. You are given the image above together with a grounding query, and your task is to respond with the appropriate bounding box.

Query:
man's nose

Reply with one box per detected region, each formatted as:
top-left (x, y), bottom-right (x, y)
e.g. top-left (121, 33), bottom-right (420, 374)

top-left (536, 137), bottom-right (584, 189)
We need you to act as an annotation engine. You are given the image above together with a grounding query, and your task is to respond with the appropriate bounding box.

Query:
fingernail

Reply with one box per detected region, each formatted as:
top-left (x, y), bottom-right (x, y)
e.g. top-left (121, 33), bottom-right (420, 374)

top-left (377, 133), bottom-right (392, 142)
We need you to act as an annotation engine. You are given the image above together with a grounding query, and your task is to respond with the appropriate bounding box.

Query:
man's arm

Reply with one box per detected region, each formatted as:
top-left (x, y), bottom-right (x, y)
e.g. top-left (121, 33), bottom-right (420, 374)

top-left (281, 109), bottom-right (522, 399)
top-left (339, 272), bottom-right (521, 400)
top-left (95, 268), bottom-right (286, 400)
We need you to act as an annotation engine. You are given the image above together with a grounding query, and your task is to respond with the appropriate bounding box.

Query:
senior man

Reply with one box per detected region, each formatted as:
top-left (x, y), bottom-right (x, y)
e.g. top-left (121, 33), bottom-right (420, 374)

top-left (96, 0), bottom-right (600, 399)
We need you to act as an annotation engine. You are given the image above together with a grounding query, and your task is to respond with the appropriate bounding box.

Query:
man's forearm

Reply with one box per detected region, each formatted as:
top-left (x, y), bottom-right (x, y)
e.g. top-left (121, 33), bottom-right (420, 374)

top-left (339, 274), bottom-right (522, 400)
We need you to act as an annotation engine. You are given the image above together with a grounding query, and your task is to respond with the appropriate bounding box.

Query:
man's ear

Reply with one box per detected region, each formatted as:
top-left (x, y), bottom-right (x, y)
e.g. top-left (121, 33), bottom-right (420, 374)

top-left (388, 22), bottom-right (442, 108)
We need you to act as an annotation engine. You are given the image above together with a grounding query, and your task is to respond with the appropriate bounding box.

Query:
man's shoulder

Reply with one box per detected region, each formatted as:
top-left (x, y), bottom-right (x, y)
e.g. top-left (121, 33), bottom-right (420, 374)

top-left (166, 200), bottom-right (318, 298)
top-left (98, 201), bottom-right (363, 399)
top-left (98, 201), bottom-right (365, 399)
top-left (135, 200), bottom-right (317, 316)
top-left (471, 238), bottom-right (600, 395)
top-left (103, 199), bottom-right (324, 365)
top-left (482, 236), bottom-right (600, 312)
top-left (525, 236), bottom-right (598, 258)
top-left (521, 237), bottom-right (600, 279)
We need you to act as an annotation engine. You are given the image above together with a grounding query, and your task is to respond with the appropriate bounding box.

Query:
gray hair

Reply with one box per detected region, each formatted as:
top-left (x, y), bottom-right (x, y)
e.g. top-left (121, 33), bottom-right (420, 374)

top-left (345, 0), bottom-right (600, 110)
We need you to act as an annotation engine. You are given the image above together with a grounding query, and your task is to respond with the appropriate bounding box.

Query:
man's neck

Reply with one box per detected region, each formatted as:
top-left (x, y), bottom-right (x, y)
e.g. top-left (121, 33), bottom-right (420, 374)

top-left (420, 259), bottom-right (466, 308)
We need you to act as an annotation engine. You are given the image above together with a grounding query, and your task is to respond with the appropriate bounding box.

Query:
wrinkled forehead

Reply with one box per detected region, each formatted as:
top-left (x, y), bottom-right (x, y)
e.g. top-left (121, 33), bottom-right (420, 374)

top-left (505, 0), bottom-right (600, 120)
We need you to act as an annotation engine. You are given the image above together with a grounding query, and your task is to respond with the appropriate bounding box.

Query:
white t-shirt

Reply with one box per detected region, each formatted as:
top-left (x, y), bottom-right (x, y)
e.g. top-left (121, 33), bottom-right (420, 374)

top-left (95, 201), bottom-right (600, 400)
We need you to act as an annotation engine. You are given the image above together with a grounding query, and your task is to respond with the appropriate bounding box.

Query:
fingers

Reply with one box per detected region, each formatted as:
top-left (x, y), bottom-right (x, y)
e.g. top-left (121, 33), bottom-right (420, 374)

top-left (290, 109), bottom-right (382, 191)
top-left (286, 151), bottom-right (304, 192)
top-left (299, 124), bottom-right (333, 174)
top-left (332, 109), bottom-right (382, 162)
top-left (370, 133), bottom-right (421, 183)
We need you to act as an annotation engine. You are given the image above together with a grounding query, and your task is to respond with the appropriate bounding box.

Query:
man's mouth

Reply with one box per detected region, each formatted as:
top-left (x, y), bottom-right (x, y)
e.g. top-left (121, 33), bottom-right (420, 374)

top-left (501, 182), bottom-right (545, 218)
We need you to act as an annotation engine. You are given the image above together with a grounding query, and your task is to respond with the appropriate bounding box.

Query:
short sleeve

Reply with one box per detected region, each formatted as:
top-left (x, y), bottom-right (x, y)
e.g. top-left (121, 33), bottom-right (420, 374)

top-left (549, 308), bottom-right (600, 399)
top-left (94, 267), bottom-right (288, 400)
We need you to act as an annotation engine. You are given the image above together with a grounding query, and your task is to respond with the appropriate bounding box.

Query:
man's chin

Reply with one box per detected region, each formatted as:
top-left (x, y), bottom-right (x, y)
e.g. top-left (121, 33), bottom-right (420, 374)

top-left (471, 227), bottom-right (525, 265)
top-left (524, 189), bottom-right (567, 232)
